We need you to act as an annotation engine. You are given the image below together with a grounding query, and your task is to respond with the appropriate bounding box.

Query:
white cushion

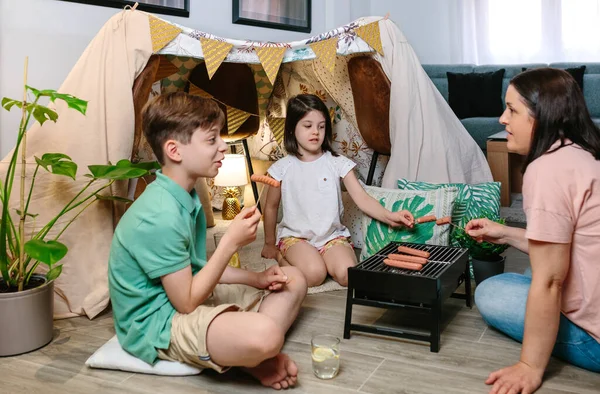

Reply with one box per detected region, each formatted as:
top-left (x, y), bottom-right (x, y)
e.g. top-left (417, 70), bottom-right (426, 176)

top-left (85, 335), bottom-right (202, 376)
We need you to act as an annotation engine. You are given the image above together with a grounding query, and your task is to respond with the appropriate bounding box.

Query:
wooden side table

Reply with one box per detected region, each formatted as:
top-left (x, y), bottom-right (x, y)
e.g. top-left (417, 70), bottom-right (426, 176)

top-left (486, 138), bottom-right (525, 207)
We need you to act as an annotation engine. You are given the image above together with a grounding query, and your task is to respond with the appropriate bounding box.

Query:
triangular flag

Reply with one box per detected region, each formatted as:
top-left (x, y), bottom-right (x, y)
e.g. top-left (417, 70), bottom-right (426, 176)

top-left (355, 21), bottom-right (384, 56)
top-left (308, 37), bottom-right (339, 74)
top-left (188, 83), bottom-right (213, 98)
top-left (148, 15), bottom-right (182, 53)
top-left (199, 37), bottom-right (234, 79)
top-left (268, 117), bottom-right (286, 145)
top-left (226, 106), bottom-right (252, 135)
top-left (254, 46), bottom-right (287, 86)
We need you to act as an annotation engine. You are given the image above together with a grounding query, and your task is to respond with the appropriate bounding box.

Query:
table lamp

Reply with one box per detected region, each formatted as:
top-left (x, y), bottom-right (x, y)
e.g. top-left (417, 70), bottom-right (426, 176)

top-left (214, 154), bottom-right (248, 220)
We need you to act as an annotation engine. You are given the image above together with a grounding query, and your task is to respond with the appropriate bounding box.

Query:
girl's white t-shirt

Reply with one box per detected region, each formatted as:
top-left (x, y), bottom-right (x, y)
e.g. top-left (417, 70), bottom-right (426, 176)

top-left (268, 151), bottom-right (356, 248)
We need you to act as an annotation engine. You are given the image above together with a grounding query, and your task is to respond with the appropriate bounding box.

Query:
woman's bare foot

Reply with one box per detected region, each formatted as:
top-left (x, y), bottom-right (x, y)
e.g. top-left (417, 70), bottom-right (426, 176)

top-left (244, 353), bottom-right (298, 390)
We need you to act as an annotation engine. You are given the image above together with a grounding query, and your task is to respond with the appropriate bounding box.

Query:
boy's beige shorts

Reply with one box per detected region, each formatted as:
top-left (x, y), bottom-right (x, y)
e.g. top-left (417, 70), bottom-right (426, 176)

top-left (157, 283), bottom-right (269, 372)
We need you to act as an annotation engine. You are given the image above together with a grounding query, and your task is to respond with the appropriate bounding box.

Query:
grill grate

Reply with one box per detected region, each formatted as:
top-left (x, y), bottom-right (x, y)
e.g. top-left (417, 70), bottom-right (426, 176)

top-left (356, 242), bottom-right (467, 279)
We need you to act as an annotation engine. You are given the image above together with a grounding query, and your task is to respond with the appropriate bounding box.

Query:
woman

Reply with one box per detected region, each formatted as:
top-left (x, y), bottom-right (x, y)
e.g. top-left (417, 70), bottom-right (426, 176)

top-left (466, 68), bottom-right (600, 394)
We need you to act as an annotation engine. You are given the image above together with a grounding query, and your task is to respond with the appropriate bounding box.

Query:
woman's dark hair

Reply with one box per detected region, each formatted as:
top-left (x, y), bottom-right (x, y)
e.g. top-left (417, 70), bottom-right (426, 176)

top-left (284, 94), bottom-right (338, 157)
top-left (510, 67), bottom-right (600, 171)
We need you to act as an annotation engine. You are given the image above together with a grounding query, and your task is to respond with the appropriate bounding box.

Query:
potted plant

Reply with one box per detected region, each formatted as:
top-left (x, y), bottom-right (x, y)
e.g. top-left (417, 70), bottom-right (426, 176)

top-left (454, 210), bottom-right (509, 286)
top-left (0, 64), bottom-right (158, 356)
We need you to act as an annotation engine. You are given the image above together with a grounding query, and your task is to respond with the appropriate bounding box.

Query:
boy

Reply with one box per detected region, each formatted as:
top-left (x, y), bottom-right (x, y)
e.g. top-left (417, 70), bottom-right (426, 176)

top-left (108, 92), bottom-right (307, 390)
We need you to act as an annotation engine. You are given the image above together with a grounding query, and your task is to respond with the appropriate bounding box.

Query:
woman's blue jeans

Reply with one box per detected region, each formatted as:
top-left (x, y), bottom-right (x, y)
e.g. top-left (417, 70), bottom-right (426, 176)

top-left (475, 271), bottom-right (600, 372)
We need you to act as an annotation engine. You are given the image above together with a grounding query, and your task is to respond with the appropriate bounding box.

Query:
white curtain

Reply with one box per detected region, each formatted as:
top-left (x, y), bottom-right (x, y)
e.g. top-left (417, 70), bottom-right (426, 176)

top-left (454, 0), bottom-right (600, 64)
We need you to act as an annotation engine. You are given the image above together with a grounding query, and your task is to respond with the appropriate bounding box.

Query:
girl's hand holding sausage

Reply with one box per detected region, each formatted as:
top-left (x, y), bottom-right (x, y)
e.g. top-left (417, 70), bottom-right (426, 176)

top-left (385, 209), bottom-right (415, 229)
top-left (465, 218), bottom-right (507, 244)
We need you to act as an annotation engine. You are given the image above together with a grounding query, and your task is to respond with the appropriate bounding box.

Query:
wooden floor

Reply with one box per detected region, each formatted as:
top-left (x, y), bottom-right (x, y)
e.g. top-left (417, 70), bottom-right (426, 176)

top-left (3, 246), bottom-right (599, 393)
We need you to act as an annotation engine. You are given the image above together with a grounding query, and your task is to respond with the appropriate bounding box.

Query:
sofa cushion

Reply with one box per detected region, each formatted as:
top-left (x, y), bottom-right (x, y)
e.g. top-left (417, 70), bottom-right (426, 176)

top-left (522, 65), bottom-right (586, 91)
top-left (422, 64), bottom-right (475, 102)
top-left (460, 117), bottom-right (505, 151)
top-left (359, 185), bottom-right (458, 260)
top-left (447, 69), bottom-right (505, 119)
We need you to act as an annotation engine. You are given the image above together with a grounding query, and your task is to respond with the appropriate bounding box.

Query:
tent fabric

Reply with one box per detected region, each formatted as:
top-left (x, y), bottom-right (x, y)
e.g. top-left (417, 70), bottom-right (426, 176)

top-left (375, 20), bottom-right (493, 187)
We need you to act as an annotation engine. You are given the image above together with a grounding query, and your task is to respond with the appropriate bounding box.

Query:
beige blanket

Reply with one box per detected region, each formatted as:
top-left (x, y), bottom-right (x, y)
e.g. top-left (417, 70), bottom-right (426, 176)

top-left (1, 10), bottom-right (152, 319)
top-left (376, 19), bottom-right (493, 187)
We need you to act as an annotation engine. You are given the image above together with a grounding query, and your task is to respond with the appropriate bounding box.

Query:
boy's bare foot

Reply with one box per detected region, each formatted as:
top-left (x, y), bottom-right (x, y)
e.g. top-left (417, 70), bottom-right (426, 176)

top-left (244, 353), bottom-right (298, 390)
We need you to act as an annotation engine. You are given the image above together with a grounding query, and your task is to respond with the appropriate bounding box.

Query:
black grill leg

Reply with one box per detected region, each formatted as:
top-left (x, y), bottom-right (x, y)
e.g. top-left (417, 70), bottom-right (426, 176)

top-left (430, 298), bottom-right (441, 352)
top-left (464, 261), bottom-right (473, 308)
top-left (343, 283), bottom-right (354, 339)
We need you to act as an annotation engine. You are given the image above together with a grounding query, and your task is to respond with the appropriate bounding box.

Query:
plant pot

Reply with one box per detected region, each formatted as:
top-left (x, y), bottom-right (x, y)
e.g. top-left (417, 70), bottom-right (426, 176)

top-left (471, 255), bottom-right (506, 286)
top-left (0, 274), bottom-right (54, 356)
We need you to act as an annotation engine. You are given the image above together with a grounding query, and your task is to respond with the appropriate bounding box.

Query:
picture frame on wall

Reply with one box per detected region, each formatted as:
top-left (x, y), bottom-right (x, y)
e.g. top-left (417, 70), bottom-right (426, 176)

top-left (58, 0), bottom-right (190, 18)
top-left (232, 0), bottom-right (311, 33)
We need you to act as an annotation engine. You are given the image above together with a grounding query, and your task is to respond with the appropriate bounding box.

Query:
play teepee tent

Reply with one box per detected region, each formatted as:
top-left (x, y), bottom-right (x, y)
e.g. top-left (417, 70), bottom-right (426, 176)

top-left (1, 9), bottom-right (491, 319)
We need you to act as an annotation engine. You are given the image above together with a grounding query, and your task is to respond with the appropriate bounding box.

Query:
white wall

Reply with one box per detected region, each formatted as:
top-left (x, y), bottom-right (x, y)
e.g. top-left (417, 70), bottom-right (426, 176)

top-left (0, 0), bottom-right (330, 156)
top-left (370, 0), bottom-right (458, 64)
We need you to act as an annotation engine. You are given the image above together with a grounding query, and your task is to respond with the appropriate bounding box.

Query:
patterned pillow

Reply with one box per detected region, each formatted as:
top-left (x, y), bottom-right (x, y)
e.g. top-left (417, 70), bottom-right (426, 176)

top-left (341, 191), bottom-right (364, 248)
top-left (397, 179), bottom-right (501, 247)
top-left (360, 185), bottom-right (458, 260)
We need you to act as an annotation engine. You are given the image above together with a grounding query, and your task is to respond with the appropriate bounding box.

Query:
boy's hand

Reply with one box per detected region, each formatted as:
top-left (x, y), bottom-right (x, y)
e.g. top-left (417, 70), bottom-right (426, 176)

top-left (385, 210), bottom-right (414, 229)
top-left (221, 206), bottom-right (262, 251)
top-left (261, 243), bottom-right (280, 260)
top-left (257, 264), bottom-right (288, 291)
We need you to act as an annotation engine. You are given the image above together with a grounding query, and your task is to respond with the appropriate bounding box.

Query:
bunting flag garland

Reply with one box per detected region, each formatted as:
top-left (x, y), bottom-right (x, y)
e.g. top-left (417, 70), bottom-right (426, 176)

top-left (188, 83), bottom-right (213, 98)
top-left (199, 37), bottom-right (234, 79)
top-left (308, 37), bottom-right (339, 74)
top-left (354, 21), bottom-right (384, 56)
top-left (148, 15), bottom-right (182, 53)
top-left (254, 46), bottom-right (287, 86)
top-left (268, 117), bottom-right (286, 145)
top-left (226, 106), bottom-right (252, 135)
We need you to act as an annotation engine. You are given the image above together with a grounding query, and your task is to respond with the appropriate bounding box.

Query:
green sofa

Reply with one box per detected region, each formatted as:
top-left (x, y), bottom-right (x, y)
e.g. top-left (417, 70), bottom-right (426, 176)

top-left (423, 62), bottom-right (600, 153)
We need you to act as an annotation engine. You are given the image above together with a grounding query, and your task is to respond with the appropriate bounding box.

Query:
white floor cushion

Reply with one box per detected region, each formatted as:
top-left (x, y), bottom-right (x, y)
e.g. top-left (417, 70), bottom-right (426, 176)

top-left (85, 335), bottom-right (202, 376)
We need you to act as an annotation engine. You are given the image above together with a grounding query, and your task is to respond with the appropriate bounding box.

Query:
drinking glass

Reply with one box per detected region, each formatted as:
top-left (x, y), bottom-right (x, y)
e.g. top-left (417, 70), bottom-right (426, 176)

top-left (311, 334), bottom-right (340, 379)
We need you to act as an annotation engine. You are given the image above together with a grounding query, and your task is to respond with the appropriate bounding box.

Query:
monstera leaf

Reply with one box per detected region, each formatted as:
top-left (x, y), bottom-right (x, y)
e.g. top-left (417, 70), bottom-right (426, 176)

top-left (397, 179), bottom-right (500, 247)
top-left (362, 195), bottom-right (435, 259)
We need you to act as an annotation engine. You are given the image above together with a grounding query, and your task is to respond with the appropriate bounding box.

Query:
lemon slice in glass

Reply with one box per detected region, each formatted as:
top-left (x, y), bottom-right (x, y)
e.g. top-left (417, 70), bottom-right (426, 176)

top-left (312, 347), bottom-right (338, 362)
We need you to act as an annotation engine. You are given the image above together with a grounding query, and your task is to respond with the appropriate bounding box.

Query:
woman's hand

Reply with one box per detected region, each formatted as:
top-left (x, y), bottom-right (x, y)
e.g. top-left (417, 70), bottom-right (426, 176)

top-left (465, 218), bottom-right (507, 244)
top-left (261, 243), bottom-right (280, 260)
top-left (485, 361), bottom-right (543, 394)
top-left (256, 264), bottom-right (288, 291)
top-left (385, 210), bottom-right (414, 229)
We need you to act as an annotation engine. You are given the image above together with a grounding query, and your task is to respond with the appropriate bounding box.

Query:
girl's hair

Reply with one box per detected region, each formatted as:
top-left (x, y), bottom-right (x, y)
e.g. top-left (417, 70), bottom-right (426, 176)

top-left (510, 67), bottom-right (600, 171)
top-left (284, 94), bottom-right (338, 157)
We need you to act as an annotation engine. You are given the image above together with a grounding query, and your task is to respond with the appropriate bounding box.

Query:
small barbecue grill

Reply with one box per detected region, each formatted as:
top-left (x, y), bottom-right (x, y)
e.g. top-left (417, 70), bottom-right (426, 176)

top-left (343, 241), bottom-right (472, 352)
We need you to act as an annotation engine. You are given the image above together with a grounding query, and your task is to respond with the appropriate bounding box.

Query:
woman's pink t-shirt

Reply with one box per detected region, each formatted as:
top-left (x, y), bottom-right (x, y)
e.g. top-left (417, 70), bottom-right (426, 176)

top-left (523, 142), bottom-right (600, 342)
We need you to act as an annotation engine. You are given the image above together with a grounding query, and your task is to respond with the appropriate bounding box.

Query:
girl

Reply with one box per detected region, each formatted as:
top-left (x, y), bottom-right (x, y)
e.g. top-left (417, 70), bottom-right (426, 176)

top-left (261, 94), bottom-right (414, 287)
top-left (466, 68), bottom-right (600, 393)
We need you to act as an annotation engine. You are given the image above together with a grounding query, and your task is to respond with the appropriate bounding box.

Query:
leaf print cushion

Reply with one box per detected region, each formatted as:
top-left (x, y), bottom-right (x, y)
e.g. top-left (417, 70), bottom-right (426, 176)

top-left (359, 185), bottom-right (458, 260)
top-left (397, 179), bottom-right (501, 247)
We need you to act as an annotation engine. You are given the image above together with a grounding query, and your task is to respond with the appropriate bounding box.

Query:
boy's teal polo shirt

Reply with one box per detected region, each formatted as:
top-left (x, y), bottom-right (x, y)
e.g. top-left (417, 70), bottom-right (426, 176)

top-left (108, 170), bottom-right (206, 364)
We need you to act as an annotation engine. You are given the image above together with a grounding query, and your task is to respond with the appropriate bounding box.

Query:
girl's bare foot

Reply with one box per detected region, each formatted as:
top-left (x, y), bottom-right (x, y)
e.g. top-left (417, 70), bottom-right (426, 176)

top-left (244, 353), bottom-right (298, 390)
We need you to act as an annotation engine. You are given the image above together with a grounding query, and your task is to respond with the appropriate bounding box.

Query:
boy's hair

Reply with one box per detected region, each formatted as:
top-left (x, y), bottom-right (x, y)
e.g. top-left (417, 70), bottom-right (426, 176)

top-left (142, 92), bottom-right (225, 164)
top-left (284, 94), bottom-right (338, 157)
